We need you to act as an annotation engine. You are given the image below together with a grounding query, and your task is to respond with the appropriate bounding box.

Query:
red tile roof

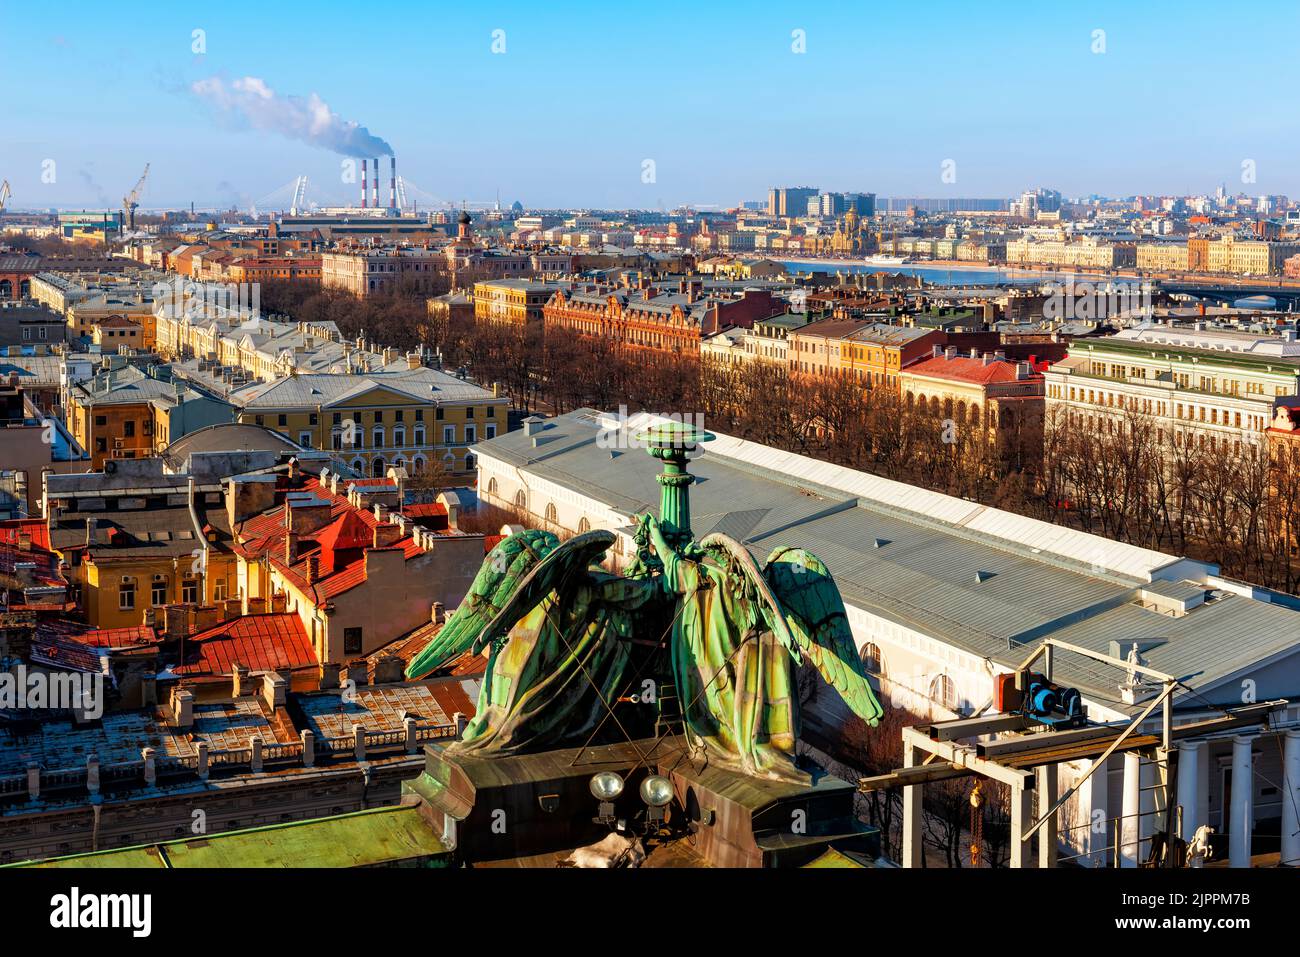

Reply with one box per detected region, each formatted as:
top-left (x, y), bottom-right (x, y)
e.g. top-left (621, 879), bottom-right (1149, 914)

top-left (74, 625), bottom-right (159, 649)
top-left (903, 354), bottom-right (1039, 385)
top-left (174, 613), bottom-right (315, 676)
top-left (0, 519), bottom-right (51, 551)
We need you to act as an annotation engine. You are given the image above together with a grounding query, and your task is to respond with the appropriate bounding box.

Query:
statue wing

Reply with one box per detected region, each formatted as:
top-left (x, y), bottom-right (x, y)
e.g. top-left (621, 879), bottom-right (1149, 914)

top-left (697, 532), bottom-right (799, 657)
top-left (763, 546), bottom-right (884, 727)
top-left (406, 529), bottom-right (560, 679)
top-left (468, 529), bottom-right (618, 655)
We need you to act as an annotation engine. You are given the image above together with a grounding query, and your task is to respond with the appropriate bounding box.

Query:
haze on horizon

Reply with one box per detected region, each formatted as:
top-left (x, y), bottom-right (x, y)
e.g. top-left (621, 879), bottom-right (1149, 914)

top-left (2, 0), bottom-right (1297, 211)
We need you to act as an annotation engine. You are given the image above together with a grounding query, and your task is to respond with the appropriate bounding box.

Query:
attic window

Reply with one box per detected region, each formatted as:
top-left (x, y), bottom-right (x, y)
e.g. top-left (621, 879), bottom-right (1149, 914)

top-left (873, 537), bottom-right (890, 548)
top-left (974, 570), bottom-right (996, 584)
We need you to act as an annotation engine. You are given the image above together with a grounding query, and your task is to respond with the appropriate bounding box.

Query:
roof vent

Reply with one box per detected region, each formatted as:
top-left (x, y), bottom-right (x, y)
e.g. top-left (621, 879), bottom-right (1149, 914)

top-left (974, 570), bottom-right (996, 583)
top-left (873, 537), bottom-right (890, 548)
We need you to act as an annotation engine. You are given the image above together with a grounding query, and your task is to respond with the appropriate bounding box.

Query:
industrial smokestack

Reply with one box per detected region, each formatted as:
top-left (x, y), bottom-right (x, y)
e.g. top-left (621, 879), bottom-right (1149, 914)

top-left (361, 159), bottom-right (368, 208)
top-left (372, 157), bottom-right (379, 207)
top-left (390, 156), bottom-right (397, 213)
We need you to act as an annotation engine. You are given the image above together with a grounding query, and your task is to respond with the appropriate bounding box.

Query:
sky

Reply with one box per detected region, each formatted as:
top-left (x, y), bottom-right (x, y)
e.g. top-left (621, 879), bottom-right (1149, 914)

top-left (2, 0), bottom-right (1298, 212)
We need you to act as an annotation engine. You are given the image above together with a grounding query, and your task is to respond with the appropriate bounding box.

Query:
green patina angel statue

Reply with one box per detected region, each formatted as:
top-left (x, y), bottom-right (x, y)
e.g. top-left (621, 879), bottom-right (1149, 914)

top-left (406, 423), bottom-right (882, 782)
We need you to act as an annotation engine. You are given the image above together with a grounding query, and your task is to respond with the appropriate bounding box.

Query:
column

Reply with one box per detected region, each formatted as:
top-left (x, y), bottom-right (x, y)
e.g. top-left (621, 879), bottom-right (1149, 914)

top-left (1139, 755), bottom-right (1158, 862)
top-left (1283, 730), bottom-right (1300, 868)
top-left (1081, 755), bottom-right (1110, 868)
top-left (1037, 764), bottom-right (1058, 868)
top-left (1010, 782), bottom-right (1033, 868)
top-left (901, 742), bottom-right (923, 868)
top-left (1230, 735), bottom-right (1254, 868)
top-left (1120, 751), bottom-right (1141, 867)
top-left (1176, 740), bottom-right (1208, 849)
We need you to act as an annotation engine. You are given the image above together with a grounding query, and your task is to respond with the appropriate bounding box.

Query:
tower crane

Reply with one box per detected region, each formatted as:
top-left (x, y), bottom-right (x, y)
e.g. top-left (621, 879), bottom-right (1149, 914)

top-left (122, 164), bottom-right (150, 231)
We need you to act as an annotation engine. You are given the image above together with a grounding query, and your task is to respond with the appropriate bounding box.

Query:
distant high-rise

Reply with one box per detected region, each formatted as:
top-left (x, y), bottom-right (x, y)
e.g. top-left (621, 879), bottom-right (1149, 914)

top-left (768, 186), bottom-right (818, 217)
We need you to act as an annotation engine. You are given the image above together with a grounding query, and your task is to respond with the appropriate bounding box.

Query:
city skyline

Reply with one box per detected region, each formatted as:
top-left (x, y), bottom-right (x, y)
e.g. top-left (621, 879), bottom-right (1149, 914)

top-left (3, 0), bottom-right (1299, 210)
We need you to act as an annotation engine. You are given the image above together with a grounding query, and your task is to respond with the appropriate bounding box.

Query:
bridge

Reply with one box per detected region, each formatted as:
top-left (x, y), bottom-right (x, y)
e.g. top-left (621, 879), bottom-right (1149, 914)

top-left (1159, 279), bottom-right (1300, 310)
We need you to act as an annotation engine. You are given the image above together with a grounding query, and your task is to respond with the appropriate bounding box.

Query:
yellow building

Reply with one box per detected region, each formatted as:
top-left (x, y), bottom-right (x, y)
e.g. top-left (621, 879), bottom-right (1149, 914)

top-left (221, 366), bottom-right (509, 481)
top-left (472, 279), bottom-right (562, 325)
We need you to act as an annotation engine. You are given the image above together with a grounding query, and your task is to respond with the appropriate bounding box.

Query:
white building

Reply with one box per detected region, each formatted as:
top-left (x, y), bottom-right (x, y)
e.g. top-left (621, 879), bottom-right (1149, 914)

top-left (472, 408), bottom-right (1300, 867)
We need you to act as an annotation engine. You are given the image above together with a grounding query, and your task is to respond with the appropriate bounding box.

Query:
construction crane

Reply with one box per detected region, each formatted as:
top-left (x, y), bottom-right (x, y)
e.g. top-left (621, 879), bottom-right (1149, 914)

top-left (122, 164), bottom-right (150, 231)
top-left (0, 180), bottom-right (11, 217)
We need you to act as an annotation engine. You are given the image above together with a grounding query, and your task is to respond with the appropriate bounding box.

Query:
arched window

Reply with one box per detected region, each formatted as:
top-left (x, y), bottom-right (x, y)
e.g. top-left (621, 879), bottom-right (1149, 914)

top-left (514, 489), bottom-right (527, 512)
top-left (859, 642), bottom-right (884, 679)
top-left (412, 455), bottom-right (426, 474)
top-left (371, 457), bottom-right (386, 478)
top-left (465, 452), bottom-right (476, 471)
top-left (929, 674), bottom-right (957, 713)
top-left (544, 502), bottom-right (558, 525)
top-left (487, 477), bottom-right (499, 497)
top-left (350, 458), bottom-right (365, 474)
top-left (577, 517), bottom-right (591, 534)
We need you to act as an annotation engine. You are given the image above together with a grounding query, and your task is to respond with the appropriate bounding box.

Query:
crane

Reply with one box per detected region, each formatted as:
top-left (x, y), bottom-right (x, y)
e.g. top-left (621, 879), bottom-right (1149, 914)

top-left (0, 180), bottom-right (10, 217)
top-left (122, 164), bottom-right (150, 231)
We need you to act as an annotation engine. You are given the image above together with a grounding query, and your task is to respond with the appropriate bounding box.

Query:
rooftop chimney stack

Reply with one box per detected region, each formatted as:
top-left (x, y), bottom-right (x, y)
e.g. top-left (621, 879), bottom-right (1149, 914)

top-left (361, 159), bottom-right (368, 209)
top-left (390, 156), bottom-right (397, 213)
top-left (372, 157), bottom-right (380, 208)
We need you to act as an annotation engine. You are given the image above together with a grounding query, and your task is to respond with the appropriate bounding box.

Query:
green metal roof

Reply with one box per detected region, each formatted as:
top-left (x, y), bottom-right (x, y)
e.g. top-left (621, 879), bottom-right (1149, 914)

top-left (10, 806), bottom-right (448, 869)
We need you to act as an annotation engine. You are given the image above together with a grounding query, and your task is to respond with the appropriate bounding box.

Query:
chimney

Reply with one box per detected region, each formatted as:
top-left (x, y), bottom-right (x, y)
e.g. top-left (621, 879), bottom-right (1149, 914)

top-left (932, 344), bottom-right (943, 358)
top-left (982, 352), bottom-right (994, 366)
top-left (306, 555), bottom-right (319, 584)
top-left (390, 156), bottom-right (397, 212)
top-left (372, 156), bottom-right (379, 207)
top-left (361, 159), bottom-right (368, 209)
top-left (944, 346), bottom-right (957, 359)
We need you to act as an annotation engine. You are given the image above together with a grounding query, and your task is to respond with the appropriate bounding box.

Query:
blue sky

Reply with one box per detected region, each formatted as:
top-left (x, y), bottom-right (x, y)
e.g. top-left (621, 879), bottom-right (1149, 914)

top-left (2, 0), bottom-right (1297, 211)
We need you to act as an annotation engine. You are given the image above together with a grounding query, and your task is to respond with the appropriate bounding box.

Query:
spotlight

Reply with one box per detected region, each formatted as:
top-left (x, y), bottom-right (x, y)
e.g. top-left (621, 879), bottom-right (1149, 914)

top-left (640, 775), bottom-right (673, 808)
top-left (589, 771), bottom-right (624, 801)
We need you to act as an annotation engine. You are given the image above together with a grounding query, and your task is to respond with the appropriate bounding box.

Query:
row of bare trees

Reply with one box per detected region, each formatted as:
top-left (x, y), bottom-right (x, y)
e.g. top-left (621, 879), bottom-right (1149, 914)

top-left (260, 279), bottom-right (1300, 594)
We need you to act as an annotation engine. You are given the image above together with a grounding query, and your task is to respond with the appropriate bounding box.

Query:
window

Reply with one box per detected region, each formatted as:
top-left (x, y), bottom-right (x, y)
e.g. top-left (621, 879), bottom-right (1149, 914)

top-left (443, 425), bottom-right (455, 444)
top-left (577, 517), bottom-right (590, 533)
top-left (123, 420), bottom-right (135, 438)
top-left (860, 642), bottom-right (884, 679)
top-left (300, 432), bottom-right (313, 448)
top-left (514, 489), bottom-right (527, 512)
top-left (466, 406), bottom-right (475, 419)
top-left (465, 425), bottom-right (476, 443)
top-left (413, 426), bottom-right (425, 446)
top-left (929, 674), bottom-right (957, 713)
top-left (278, 414), bottom-right (287, 427)
top-left (485, 424), bottom-right (497, 439)
top-left (372, 427), bottom-right (385, 449)
top-left (182, 577), bottom-right (199, 604)
top-left (373, 410), bottom-right (384, 423)
top-left (435, 407), bottom-right (444, 420)
top-left (309, 413), bottom-right (318, 426)
top-left (415, 409), bottom-right (424, 421)
top-left (119, 578), bottom-right (136, 611)
top-left (213, 579), bottom-right (228, 602)
top-left (152, 577), bottom-right (168, 607)
top-left (344, 627), bottom-right (363, 655)
top-left (393, 427), bottom-right (405, 448)
top-left (333, 412), bottom-right (342, 425)
top-left (487, 406), bottom-right (496, 418)
top-left (395, 410), bottom-right (404, 422)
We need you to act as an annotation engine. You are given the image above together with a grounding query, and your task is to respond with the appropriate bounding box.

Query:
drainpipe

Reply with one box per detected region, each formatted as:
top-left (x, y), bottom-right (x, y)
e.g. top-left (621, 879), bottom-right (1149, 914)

top-left (187, 476), bottom-right (208, 602)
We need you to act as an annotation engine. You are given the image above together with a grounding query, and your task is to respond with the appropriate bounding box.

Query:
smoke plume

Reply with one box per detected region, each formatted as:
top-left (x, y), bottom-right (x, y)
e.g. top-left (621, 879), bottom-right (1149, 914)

top-left (190, 75), bottom-right (392, 158)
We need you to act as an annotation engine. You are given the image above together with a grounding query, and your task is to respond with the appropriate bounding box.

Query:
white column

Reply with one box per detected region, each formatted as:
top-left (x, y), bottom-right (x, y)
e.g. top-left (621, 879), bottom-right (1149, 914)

top-left (1283, 730), bottom-right (1300, 868)
top-left (1010, 783), bottom-right (1032, 868)
top-left (1037, 764), bottom-right (1058, 868)
top-left (1139, 755), bottom-right (1157, 863)
top-left (1120, 751), bottom-right (1141, 867)
top-left (1230, 735), bottom-right (1253, 868)
top-left (1082, 756), bottom-right (1110, 867)
top-left (1177, 740), bottom-right (1208, 848)
top-left (901, 742), bottom-right (923, 868)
